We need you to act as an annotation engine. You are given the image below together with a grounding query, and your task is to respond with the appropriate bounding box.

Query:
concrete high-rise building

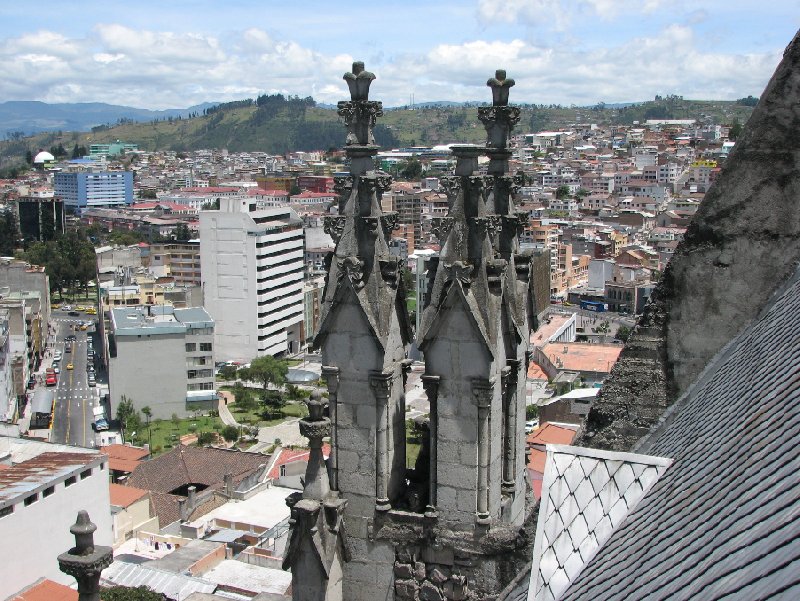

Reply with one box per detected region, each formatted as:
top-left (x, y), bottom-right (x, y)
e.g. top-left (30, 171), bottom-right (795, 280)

top-left (107, 305), bottom-right (215, 420)
top-left (54, 171), bottom-right (133, 210)
top-left (200, 199), bottom-right (304, 362)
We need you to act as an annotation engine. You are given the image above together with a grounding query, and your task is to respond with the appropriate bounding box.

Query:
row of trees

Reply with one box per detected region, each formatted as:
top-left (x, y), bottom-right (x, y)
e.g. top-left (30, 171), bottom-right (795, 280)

top-left (21, 230), bottom-right (96, 296)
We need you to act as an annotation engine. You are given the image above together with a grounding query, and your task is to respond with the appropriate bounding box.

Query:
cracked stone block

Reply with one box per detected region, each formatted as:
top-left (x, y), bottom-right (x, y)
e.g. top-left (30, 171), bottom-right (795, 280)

top-left (394, 561), bottom-right (414, 579)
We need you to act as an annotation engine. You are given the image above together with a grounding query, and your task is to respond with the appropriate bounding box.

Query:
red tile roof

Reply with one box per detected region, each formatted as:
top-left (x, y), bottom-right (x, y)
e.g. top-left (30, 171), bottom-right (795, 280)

top-left (267, 444), bottom-right (330, 480)
top-left (10, 579), bottom-right (77, 601)
top-left (109, 482), bottom-right (148, 508)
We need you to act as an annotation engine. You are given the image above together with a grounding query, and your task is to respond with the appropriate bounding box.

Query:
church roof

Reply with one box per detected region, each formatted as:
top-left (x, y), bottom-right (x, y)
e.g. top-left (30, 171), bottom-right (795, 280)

top-left (559, 264), bottom-right (800, 600)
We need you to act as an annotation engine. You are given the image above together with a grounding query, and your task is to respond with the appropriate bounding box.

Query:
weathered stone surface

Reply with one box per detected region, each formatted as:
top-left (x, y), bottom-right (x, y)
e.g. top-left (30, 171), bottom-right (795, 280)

top-left (395, 579), bottom-right (419, 600)
top-left (414, 561), bottom-right (427, 581)
top-left (420, 581), bottom-right (445, 601)
top-left (430, 567), bottom-right (449, 585)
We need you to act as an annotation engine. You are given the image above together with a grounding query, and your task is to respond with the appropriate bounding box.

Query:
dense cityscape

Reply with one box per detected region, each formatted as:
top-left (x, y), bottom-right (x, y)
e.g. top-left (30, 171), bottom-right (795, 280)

top-left (0, 7), bottom-right (798, 601)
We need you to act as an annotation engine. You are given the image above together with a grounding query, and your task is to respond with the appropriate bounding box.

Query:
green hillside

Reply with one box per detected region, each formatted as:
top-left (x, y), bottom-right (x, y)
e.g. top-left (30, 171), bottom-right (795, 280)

top-left (0, 95), bottom-right (756, 175)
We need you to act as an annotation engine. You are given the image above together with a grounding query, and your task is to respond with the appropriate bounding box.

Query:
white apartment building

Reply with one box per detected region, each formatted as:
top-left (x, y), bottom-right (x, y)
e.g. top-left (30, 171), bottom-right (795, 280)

top-left (0, 438), bottom-right (112, 598)
top-left (200, 198), bottom-right (304, 362)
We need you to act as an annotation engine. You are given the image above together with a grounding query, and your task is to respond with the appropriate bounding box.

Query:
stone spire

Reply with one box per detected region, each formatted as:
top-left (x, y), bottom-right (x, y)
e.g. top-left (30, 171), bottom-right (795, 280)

top-left (314, 60), bottom-right (413, 601)
top-left (283, 390), bottom-right (349, 601)
top-left (58, 511), bottom-right (113, 601)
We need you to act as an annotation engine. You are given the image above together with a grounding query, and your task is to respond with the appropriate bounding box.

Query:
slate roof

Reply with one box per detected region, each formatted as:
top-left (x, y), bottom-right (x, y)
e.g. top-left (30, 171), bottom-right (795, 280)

top-left (558, 265), bottom-right (800, 600)
top-left (530, 445), bottom-right (671, 601)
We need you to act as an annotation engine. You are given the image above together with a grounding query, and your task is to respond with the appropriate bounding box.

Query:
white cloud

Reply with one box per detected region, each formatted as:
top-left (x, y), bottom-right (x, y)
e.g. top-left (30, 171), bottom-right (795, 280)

top-left (0, 22), bottom-right (783, 110)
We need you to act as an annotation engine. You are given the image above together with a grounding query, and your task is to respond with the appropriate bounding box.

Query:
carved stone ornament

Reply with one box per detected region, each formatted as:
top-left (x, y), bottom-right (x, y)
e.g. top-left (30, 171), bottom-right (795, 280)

top-left (324, 215), bottom-right (346, 243)
top-left (486, 214), bottom-right (502, 244)
top-left (379, 256), bottom-right (402, 287)
top-left (375, 173), bottom-right (393, 194)
top-left (337, 100), bottom-right (384, 146)
top-left (515, 254), bottom-right (532, 278)
top-left (486, 258), bottom-right (507, 291)
top-left (430, 216), bottom-right (454, 242)
top-left (444, 261), bottom-right (474, 289)
top-left (343, 60), bottom-right (376, 101)
top-left (338, 256), bottom-right (365, 289)
top-left (361, 215), bottom-right (380, 236)
top-left (487, 69), bottom-right (515, 106)
top-left (333, 175), bottom-right (354, 196)
top-left (439, 175), bottom-right (462, 198)
top-left (381, 212), bottom-right (399, 236)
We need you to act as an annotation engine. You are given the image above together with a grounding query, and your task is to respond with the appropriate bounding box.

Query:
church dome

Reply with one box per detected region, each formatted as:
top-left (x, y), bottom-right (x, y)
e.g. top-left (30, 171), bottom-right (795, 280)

top-left (33, 151), bottom-right (55, 163)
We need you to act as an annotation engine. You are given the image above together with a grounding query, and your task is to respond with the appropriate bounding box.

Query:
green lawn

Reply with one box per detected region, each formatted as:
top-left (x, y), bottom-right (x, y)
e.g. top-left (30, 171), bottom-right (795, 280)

top-left (228, 400), bottom-right (309, 429)
top-left (140, 414), bottom-right (224, 455)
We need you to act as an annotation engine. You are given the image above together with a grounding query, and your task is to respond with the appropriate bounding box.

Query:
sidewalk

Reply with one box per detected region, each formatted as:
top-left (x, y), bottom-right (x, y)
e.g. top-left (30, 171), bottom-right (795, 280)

top-left (217, 391), bottom-right (241, 427)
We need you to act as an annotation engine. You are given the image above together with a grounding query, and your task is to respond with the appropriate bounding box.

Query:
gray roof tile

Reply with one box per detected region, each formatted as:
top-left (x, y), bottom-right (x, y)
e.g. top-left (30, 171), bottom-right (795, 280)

top-left (562, 266), bottom-right (800, 601)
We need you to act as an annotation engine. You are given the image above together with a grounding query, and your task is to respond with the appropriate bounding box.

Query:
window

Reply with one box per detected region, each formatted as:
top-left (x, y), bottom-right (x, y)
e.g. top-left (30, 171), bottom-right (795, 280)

top-left (43, 486), bottom-right (55, 498)
top-left (0, 505), bottom-right (12, 518)
top-left (65, 476), bottom-right (76, 487)
top-left (200, 342), bottom-right (212, 352)
top-left (80, 469), bottom-right (92, 480)
top-left (185, 343), bottom-right (196, 352)
top-left (24, 494), bottom-right (38, 506)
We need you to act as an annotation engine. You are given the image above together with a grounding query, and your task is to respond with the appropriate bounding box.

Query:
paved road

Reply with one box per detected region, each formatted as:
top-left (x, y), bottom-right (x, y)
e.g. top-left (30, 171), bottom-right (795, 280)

top-left (49, 312), bottom-right (105, 447)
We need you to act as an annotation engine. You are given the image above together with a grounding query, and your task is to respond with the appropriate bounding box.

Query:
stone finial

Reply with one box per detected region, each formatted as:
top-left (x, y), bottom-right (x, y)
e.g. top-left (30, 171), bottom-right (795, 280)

top-left (299, 389), bottom-right (332, 501)
top-left (59, 511), bottom-right (113, 601)
top-left (343, 61), bottom-right (376, 101)
top-left (487, 69), bottom-right (515, 106)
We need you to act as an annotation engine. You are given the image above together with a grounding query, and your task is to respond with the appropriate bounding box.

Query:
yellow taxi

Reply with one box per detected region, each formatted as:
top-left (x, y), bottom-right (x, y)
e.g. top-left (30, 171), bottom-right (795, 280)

top-left (66, 363), bottom-right (74, 370)
top-left (85, 308), bottom-right (97, 315)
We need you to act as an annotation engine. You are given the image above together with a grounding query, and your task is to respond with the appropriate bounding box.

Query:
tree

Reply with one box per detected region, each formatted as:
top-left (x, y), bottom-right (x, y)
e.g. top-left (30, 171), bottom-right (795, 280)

top-left (197, 431), bottom-right (217, 445)
top-left (102, 586), bottom-right (166, 601)
top-left (615, 325), bottom-right (632, 342)
top-left (172, 222), bottom-right (192, 241)
top-left (399, 158), bottom-right (423, 180)
top-left (555, 185), bottom-right (571, 200)
top-left (0, 212), bottom-right (20, 255)
top-left (116, 397), bottom-right (141, 443)
top-left (729, 119), bottom-right (743, 141)
top-left (139, 189), bottom-right (158, 200)
top-left (232, 383), bottom-right (256, 411)
top-left (221, 425), bottom-right (240, 443)
top-left (218, 365), bottom-right (238, 381)
top-left (238, 355), bottom-right (288, 393)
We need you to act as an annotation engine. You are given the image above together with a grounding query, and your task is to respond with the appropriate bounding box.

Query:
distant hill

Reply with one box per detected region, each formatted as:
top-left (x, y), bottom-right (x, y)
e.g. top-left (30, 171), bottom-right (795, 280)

top-left (0, 95), bottom-right (756, 171)
top-left (0, 101), bottom-right (219, 136)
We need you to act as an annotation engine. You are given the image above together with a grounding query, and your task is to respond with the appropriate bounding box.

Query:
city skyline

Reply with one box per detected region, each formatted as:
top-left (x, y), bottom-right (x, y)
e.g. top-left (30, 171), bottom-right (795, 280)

top-left (1, 1), bottom-right (797, 110)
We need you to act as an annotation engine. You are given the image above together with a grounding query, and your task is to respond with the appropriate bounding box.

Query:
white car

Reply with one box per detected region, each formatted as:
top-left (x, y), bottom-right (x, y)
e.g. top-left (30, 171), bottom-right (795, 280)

top-left (525, 419), bottom-right (539, 434)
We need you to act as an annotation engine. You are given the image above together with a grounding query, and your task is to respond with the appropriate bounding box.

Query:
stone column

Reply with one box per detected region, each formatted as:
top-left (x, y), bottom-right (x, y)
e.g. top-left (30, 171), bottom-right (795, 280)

top-left (58, 511), bottom-right (113, 601)
top-left (422, 374), bottom-right (440, 517)
top-left (370, 370), bottom-right (393, 512)
top-left (322, 365), bottom-right (340, 491)
top-left (502, 360), bottom-right (521, 496)
top-left (472, 378), bottom-right (494, 525)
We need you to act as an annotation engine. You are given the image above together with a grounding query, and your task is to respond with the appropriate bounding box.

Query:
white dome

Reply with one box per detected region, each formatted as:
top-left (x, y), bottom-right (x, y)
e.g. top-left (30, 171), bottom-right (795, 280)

top-left (33, 151), bottom-right (55, 163)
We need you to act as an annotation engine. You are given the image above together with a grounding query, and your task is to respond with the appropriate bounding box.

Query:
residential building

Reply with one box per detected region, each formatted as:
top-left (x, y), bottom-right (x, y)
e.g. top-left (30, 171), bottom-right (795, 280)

top-left (200, 199), bottom-right (304, 361)
top-left (0, 311), bottom-right (12, 423)
top-left (54, 171), bottom-right (134, 210)
top-left (0, 438), bottom-right (112, 598)
top-left (303, 275), bottom-right (325, 347)
top-left (146, 241), bottom-right (201, 286)
top-left (108, 305), bottom-right (215, 419)
top-left (109, 483), bottom-right (158, 548)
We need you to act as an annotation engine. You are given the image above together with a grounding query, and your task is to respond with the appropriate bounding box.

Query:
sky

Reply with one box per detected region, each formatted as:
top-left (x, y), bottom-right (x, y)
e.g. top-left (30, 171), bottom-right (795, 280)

top-left (1, 1), bottom-right (797, 109)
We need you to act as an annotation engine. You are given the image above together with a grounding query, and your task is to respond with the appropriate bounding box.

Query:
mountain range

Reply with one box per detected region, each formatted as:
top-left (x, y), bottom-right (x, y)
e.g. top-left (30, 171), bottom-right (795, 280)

top-left (0, 101), bottom-right (218, 137)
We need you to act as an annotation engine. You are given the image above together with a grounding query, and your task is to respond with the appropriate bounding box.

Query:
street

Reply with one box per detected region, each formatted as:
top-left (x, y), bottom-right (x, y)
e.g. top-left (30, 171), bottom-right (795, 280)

top-left (47, 310), bottom-right (106, 447)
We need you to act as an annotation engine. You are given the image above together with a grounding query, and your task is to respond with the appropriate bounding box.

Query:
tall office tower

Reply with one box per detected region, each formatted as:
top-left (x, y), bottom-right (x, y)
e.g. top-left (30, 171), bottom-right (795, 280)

top-left (200, 198), bottom-right (304, 361)
top-left (54, 171), bottom-right (133, 210)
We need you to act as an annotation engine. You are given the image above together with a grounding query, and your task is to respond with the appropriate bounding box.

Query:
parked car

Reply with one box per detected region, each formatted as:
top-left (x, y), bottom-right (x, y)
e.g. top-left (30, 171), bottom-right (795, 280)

top-left (45, 372), bottom-right (57, 386)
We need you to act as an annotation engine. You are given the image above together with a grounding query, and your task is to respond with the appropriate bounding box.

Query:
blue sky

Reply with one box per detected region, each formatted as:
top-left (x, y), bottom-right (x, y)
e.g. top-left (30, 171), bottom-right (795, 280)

top-left (1, 1), bottom-right (797, 109)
